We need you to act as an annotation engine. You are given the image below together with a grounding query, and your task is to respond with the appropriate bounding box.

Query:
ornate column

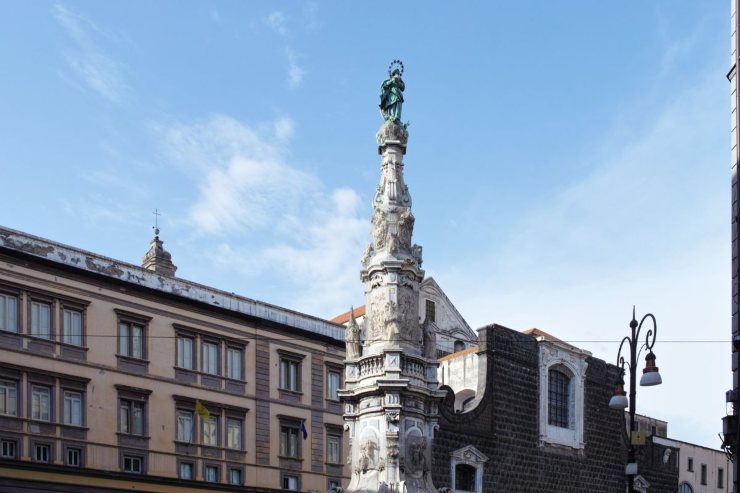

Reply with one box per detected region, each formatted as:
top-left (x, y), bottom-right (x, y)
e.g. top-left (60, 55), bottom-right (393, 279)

top-left (340, 62), bottom-right (444, 493)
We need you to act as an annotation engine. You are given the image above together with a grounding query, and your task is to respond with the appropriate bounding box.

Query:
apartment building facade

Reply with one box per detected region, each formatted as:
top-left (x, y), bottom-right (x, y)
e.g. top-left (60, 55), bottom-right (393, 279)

top-left (0, 226), bottom-right (349, 493)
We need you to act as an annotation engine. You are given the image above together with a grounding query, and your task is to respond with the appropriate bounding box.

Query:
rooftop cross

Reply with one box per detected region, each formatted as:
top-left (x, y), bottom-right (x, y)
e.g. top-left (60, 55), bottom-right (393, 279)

top-left (152, 209), bottom-right (161, 237)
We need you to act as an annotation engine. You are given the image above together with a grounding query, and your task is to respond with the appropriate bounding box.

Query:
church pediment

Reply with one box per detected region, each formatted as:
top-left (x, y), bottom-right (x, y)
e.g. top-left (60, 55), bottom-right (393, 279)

top-left (450, 445), bottom-right (488, 465)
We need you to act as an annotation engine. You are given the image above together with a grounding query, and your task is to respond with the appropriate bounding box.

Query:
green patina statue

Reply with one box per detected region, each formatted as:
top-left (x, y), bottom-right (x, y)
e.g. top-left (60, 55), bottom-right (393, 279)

top-left (380, 60), bottom-right (405, 122)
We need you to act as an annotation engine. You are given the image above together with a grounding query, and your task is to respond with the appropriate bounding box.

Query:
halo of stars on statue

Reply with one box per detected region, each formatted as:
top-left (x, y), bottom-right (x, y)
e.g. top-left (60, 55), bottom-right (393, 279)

top-left (388, 59), bottom-right (404, 77)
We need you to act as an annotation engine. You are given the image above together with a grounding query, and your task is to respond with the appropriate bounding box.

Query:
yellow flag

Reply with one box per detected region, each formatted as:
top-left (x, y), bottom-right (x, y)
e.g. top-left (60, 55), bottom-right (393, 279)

top-left (195, 400), bottom-right (210, 420)
top-left (631, 430), bottom-right (646, 446)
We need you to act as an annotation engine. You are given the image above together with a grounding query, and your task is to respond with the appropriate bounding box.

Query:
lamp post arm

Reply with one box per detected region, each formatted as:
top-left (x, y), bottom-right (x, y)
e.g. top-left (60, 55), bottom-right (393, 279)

top-left (616, 335), bottom-right (633, 370)
top-left (636, 313), bottom-right (658, 352)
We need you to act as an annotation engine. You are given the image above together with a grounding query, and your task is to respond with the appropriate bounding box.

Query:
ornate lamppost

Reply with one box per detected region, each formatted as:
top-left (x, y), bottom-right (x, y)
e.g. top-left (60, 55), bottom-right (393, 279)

top-left (609, 307), bottom-right (663, 493)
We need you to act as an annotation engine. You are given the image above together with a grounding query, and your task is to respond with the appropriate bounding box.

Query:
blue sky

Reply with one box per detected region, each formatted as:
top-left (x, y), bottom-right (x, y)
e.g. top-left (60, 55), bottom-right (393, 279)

top-left (0, 2), bottom-right (730, 447)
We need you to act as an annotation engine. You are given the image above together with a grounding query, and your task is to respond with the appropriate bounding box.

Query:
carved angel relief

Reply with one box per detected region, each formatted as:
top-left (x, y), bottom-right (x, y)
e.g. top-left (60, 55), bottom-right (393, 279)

top-left (372, 210), bottom-right (388, 249)
top-left (397, 208), bottom-right (415, 250)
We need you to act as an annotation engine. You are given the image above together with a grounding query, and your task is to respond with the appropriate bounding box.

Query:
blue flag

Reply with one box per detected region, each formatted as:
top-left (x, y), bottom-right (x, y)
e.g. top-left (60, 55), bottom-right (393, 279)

top-left (300, 421), bottom-right (308, 440)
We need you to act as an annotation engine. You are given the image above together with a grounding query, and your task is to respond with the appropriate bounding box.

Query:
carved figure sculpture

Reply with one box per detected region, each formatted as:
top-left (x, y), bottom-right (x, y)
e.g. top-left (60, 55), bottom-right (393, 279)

top-left (380, 70), bottom-right (405, 122)
top-left (423, 320), bottom-right (437, 359)
top-left (346, 308), bottom-right (362, 359)
top-left (406, 438), bottom-right (428, 476)
top-left (358, 440), bottom-right (378, 473)
top-left (383, 300), bottom-right (400, 343)
top-left (372, 210), bottom-right (388, 249)
top-left (397, 209), bottom-right (414, 250)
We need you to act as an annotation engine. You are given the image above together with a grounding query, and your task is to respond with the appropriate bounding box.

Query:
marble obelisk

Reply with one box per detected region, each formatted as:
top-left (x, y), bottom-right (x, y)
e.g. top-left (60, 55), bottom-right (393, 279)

top-left (340, 62), bottom-right (444, 493)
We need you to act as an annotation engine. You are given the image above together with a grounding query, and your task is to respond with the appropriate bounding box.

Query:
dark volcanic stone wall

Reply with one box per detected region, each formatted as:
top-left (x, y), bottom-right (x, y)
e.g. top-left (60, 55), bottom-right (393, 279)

top-left (432, 324), bottom-right (672, 492)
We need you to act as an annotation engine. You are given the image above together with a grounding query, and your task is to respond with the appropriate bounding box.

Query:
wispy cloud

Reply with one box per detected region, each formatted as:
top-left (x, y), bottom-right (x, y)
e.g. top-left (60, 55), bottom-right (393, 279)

top-left (286, 49), bottom-right (304, 89)
top-left (158, 115), bottom-right (367, 315)
top-left (52, 4), bottom-right (129, 103)
top-left (265, 10), bottom-right (305, 89)
top-left (266, 11), bottom-right (288, 35)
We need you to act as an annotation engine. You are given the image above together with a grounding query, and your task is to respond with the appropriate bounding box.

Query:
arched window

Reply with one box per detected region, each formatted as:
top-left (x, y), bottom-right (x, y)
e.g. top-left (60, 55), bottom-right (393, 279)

top-left (453, 340), bottom-right (465, 353)
top-left (678, 482), bottom-right (694, 493)
top-left (548, 369), bottom-right (570, 428)
top-left (455, 464), bottom-right (476, 492)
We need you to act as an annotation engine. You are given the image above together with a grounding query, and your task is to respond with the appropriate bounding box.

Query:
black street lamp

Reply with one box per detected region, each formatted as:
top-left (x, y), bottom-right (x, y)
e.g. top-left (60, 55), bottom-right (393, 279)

top-left (609, 307), bottom-right (663, 493)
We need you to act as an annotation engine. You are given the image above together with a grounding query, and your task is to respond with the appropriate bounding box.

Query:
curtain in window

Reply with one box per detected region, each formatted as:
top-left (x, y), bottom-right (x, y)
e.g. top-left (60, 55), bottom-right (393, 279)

top-left (177, 411), bottom-right (193, 442)
top-left (31, 302), bottom-right (51, 338)
top-left (203, 417), bottom-right (218, 446)
top-left (227, 419), bottom-right (242, 449)
top-left (63, 310), bottom-right (82, 345)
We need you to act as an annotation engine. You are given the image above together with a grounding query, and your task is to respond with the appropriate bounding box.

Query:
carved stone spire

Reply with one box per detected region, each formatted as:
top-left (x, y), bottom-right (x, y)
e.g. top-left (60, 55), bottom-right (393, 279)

top-left (341, 64), bottom-right (442, 493)
top-left (141, 228), bottom-right (177, 277)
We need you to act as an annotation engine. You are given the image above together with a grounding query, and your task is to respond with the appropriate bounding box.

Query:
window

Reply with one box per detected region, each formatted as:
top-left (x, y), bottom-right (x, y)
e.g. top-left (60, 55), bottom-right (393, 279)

top-left (282, 474), bottom-right (299, 491)
top-left (679, 483), bottom-right (694, 493)
top-left (30, 301), bottom-right (52, 339)
top-left (453, 340), bottom-right (465, 353)
top-left (119, 322), bottom-right (145, 359)
top-left (719, 467), bottom-right (725, 488)
top-left (425, 299), bottom-right (436, 322)
top-left (450, 445), bottom-right (488, 493)
top-left (701, 464), bottom-right (707, 485)
top-left (688, 457), bottom-right (694, 472)
top-left (179, 462), bottom-right (194, 480)
top-left (280, 357), bottom-right (301, 392)
top-left (327, 432), bottom-right (341, 464)
top-left (63, 390), bottom-right (83, 426)
top-left (65, 447), bottom-right (81, 467)
top-left (0, 293), bottom-right (18, 333)
top-left (0, 439), bottom-right (16, 458)
top-left (280, 423), bottom-right (300, 458)
top-left (176, 335), bottom-right (194, 370)
top-left (229, 467), bottom-right (243, 485)
top-left (226, 347), bottom-right (242, 380)
top-left (202, 341), bottom-right (219, 375)
top-left (120, 399), bottom-right (145, 436)
top-left (538, 344), bottom-right (588, 450)
top-left (62, 308), bottom-right (83, 346)
top-left (329, 479), bottom-right (341, 491)
top-left (31, 386), bottom-right (51, 421)
top-left (204, 464), bottom-right (219, 483)
top-left (122, 454), bottom-right (143, 473)
top-left (202, 416), bottom-right (219, 446)
top-left (455, 464), bottom-right (476, 492)
top-left (327, 370), bottom-right (341, 401)
top-left (227, 418), bottom-right (242, 449)
top-left (0, 380), bottom-right (17, 416)
top-left (548, 369), bottom-right (570, 428)
top-left (33, 443), bottom-right (50, 463)
top-left (176, 410), bottom-right (193, 442)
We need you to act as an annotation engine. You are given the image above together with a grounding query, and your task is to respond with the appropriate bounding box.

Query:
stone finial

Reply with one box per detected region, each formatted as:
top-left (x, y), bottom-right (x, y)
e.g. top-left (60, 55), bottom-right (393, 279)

top-left (141, 231), bottom-right (177, 277)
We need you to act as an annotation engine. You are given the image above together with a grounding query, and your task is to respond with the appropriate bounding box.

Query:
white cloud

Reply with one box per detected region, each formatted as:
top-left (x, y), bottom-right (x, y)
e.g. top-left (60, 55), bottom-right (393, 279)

top-left (264, 11), bottom-right (305, 89)
top-left (274, 116), bottom-right (295, 141)
top-left (286, 48), bottom-right (304, 89)
top-left (52, 4), bottom-right (129, 103)
top-left (158, 115), bottom-right (368, 316)
top-left (266, 11), bottom-right (288, 36)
